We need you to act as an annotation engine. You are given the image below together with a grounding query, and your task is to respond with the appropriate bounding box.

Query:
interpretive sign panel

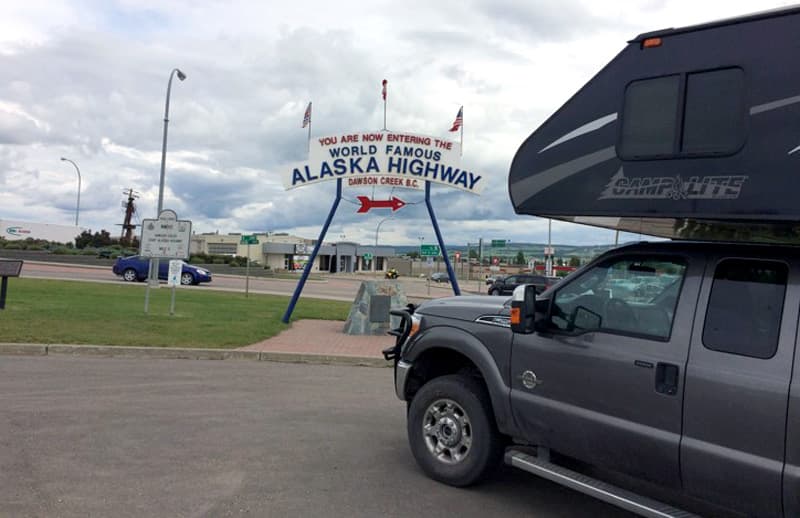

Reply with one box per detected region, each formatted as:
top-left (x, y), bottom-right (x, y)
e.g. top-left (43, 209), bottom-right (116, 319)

top-left (167, 260), bottom-right (182, 287)
top-left (140, 210), bottom-right (191, 259)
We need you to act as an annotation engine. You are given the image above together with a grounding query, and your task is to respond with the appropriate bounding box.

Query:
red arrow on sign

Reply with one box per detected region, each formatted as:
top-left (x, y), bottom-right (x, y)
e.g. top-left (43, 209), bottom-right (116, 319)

top-left (356, 196), bottom-right (406, 213)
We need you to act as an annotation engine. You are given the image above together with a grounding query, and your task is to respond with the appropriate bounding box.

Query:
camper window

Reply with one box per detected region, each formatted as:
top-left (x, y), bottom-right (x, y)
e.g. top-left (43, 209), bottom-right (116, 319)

top-left (619, 67), bottom-right (745, 159)
top-left (619, 75), bottom-right (680, 158)
top-left (682, 68), bottom-right (745, 154)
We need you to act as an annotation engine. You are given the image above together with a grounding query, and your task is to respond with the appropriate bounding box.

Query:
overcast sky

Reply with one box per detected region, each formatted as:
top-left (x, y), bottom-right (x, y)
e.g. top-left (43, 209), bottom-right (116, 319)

top-left (0, 0), bottom-right (792, 246)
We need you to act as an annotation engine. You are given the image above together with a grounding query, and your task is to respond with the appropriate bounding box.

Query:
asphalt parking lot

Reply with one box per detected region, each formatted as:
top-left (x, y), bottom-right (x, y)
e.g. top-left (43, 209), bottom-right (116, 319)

top-left (0, 357), bottom-right (626, 517)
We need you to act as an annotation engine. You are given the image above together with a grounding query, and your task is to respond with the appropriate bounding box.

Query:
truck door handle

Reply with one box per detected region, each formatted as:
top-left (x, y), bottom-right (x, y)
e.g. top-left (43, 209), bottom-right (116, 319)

top-left (655, 363), bottom-right (679, 396)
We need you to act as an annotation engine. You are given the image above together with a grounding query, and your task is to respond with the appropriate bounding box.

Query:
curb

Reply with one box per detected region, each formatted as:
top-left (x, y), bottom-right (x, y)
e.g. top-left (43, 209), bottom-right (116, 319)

top-left (0, 343), bottom-right (390, 368)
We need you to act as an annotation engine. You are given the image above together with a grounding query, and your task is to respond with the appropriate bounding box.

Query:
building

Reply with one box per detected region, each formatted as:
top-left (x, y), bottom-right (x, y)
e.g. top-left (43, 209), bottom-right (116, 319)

top-left (0, 219), bottom-right (83, 243)
top-left (190, 232), bottom-right (396, 273)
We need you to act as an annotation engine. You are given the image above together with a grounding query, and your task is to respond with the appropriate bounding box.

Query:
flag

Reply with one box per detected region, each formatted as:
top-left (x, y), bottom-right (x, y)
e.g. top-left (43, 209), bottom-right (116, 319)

top-left (302, 102), bottom-right (312, 128)
top-left (449, 106), bottom-right (463, 132)
top-left (382, 79), bottom-right (387, 101)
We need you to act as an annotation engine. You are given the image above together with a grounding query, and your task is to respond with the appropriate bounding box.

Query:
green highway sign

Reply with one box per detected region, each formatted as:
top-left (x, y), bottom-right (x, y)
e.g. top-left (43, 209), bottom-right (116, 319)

top-left (491, 239), bottom-right (507, 247)
top-left (363, 252), bottom-right (373, 261)
top-left (420, 244), bottom-right (440, 257)
top-left (240, 234), bottom-right (259, 245)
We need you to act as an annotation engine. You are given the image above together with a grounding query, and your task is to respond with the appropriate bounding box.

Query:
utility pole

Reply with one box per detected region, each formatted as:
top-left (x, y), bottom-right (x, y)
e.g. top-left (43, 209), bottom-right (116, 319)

top-left (120, 189), bottom-right (139, 246)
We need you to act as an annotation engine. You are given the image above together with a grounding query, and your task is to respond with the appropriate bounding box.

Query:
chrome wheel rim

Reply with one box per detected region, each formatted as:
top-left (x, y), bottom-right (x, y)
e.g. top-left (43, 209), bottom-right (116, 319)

top-left (422, 398), bottom-right (472, 464)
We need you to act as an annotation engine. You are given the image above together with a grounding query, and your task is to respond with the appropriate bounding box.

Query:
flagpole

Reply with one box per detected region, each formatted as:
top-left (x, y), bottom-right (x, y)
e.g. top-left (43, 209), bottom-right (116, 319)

top-left (382, 79), bottom-right (387, 131)
top-left (460, 106), bottom-right (464, 157)
top-left (307, 118), bottom-right (311, 155)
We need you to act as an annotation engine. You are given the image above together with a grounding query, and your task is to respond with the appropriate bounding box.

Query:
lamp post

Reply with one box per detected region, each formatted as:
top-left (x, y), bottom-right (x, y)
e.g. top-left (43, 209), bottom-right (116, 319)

top-left (374, 216), bottom-right (393, 274)
top-left (59, 158), bottom-right (81, 226)
top-left (149, 67), bottom-right (187, 287)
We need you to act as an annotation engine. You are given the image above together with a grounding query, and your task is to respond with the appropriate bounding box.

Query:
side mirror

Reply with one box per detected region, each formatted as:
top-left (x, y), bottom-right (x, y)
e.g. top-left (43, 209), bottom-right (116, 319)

top-left (511, 285), bottom-right (545, 334)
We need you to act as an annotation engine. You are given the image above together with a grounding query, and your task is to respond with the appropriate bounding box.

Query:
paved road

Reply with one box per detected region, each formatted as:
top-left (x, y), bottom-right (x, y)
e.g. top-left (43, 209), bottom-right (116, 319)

top-left (0, 357), bottom-right (626, 518)
top-left (19, 262), bottom-right (480, 302)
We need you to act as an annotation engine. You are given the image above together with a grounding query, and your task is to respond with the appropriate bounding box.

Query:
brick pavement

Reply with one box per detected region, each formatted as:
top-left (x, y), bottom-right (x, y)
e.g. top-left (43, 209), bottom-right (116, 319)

top-left (238, 320), bottom-right (394, 359)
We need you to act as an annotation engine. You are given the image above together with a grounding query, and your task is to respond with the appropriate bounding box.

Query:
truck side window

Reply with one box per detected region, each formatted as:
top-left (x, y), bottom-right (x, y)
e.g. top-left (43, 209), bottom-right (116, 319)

top-left (703, 259), bottom-right (787, 359)
top-left (550, 256), bottom-right (687, 340)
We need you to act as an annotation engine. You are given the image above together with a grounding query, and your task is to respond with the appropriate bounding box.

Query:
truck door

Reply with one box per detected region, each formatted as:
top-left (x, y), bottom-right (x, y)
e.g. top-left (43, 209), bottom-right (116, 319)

top-left (510, 251), bottom-right (701, 488)
top-left (683, 255), bottom-right (796, 518)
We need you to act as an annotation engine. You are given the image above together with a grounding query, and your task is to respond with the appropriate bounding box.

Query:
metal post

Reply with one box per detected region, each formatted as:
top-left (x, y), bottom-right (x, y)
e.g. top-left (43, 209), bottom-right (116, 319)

top-left (375, 216), bottom-right (391, 277)
top-left (424, 181), bottom-right (460, 296)
top-left (149, 67), bottom-right (186, 291)
top-left (478, 237), bottom-right (483, 292)
top-left (245, 243), bottom-right (251, 298)
top-left (0, 277), bottom-right (7, 310)
top-left (60, 158), bottom-right (81, 226)
top-left (169, 284), bottom-right (176, 315)
top-left (282, 179), bottom-right (343, 323)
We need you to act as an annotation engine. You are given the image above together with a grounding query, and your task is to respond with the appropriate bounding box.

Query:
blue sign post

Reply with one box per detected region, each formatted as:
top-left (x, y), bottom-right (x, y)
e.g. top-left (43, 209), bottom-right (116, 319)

top-left (282, 179), bottom-right (342, 323)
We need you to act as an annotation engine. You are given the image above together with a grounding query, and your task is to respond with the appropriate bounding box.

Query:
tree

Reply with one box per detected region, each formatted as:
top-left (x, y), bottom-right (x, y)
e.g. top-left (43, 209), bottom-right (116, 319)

top-left (568, 256), bottom-right (581, 267)
top-left (515, 251), bottom-right (525, 265)
top-left (468, 249), bottom-right (478, 259)
top-left (407, 251), bottom-right (420, 259)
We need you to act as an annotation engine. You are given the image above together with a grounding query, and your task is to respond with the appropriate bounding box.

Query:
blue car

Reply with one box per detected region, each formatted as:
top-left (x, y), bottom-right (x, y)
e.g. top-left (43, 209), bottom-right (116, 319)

top-left (112, 256), bottom-right (212, 285)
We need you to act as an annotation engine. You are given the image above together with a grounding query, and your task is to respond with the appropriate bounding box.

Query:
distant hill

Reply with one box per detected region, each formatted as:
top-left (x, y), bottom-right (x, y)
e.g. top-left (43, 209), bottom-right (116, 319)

top-left (392, 242), bottom-right (629, 259)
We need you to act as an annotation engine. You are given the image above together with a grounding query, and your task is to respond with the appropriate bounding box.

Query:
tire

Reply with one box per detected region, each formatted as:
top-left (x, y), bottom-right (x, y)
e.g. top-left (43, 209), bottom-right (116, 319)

top-left (122, 268), bottom-right (139, 282)
top-left (407, 374), bottom-right (504, 487)
top-left (180, 272), bottom-right (195, 285)
top-left (490, 289), bottom-right (500, 296)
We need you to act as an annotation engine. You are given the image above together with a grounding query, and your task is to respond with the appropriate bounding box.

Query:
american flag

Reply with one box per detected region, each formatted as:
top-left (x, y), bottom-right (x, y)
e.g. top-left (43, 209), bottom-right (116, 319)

top-left (449, 106), bottom-right (463, 132)
top-left (302, 102), bottom-right (312, 128)
top-left (382, 79), bottom-right (387, 101)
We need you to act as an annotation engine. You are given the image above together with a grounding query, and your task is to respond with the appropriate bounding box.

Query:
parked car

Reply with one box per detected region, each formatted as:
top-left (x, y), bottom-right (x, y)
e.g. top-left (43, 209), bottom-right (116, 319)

top-left (112, 256), bottom-right (212, 285)
top-left (429, 272), bottom-right (449, 283)
top-left (484, 275), bottom-right (504, 286)
top-left (487, 274), bottom-right (556, 296)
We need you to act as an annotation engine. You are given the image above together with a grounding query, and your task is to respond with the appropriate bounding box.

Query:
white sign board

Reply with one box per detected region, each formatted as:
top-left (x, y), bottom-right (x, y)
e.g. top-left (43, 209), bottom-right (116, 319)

top-left (426, 257), bottom-right (434, 268)
top-left (284, 131), bottom-right (485, 195)
top-left (167, 260), bottom-right (183, 287)
top-left (140, 210), bottom-right (192, 259)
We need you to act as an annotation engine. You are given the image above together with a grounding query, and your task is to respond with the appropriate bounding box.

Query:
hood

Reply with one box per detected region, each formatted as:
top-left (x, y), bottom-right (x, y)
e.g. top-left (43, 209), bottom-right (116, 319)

top-left (415, 295), bottom-right (510, 322)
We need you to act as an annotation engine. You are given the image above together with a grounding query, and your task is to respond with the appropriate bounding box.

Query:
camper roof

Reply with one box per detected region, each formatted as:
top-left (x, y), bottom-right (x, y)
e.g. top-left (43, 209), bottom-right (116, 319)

top-left (634, 5), bottom-right (800, 42)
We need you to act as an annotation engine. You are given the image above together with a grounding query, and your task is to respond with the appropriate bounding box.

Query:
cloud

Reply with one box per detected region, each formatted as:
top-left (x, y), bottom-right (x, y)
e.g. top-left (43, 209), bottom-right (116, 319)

top-left (1, 0), bottom-right (795, 245)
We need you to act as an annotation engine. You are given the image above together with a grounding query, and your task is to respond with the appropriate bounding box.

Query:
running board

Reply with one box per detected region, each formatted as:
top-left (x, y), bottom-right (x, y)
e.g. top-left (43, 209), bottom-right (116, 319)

top-left (505, 449), bottom-right (697, 518)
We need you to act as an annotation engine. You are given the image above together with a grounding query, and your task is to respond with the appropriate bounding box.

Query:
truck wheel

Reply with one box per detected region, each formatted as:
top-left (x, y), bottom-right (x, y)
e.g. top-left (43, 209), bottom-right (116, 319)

top-left (407, 374), bottom-right (503, 486)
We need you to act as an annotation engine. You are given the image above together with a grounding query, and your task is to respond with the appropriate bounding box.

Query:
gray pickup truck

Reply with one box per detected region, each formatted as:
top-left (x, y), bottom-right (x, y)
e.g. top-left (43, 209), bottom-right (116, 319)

top-left (385, 241), bottom-right (800, 517)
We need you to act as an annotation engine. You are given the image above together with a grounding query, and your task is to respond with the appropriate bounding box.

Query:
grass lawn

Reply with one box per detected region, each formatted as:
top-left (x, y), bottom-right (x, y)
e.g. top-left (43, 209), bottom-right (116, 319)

top-left (0, 278), bottom-right (350, 348)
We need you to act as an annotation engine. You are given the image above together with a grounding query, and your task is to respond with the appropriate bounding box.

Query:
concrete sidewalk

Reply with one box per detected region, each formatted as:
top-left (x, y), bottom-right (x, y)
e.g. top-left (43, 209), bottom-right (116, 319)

top-left (239, 319), bottom-right (394, 359)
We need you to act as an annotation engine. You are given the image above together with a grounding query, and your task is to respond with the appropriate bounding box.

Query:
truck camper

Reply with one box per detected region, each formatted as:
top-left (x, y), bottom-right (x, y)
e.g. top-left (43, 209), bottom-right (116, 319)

top-left (508, 6), bottom-right (800, 242)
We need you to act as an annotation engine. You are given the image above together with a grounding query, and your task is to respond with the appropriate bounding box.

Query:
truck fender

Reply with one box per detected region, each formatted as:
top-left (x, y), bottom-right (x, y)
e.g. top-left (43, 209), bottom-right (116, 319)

top-left (403, 325), bottom-right (516, 437)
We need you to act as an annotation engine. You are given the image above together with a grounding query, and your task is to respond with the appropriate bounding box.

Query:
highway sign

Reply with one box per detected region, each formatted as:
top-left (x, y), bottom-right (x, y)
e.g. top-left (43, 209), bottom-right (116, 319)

top-left (491, 239), bottom-right (506, 247)
top-left (420, 244), bottom-right (440, 257)
top-left (240, 234), bottom-right (259, 245)
top-left (140, 210), bottom-right (191, 259)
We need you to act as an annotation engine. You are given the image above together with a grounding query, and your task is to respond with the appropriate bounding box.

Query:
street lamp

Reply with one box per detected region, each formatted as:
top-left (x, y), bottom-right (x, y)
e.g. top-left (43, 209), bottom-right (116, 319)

top-left (150, 67), bottom-right (187, 286)
top-left (59, 157), bottom-right (81, 226)
top-left (374, 216), bottom-right (393, 274)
